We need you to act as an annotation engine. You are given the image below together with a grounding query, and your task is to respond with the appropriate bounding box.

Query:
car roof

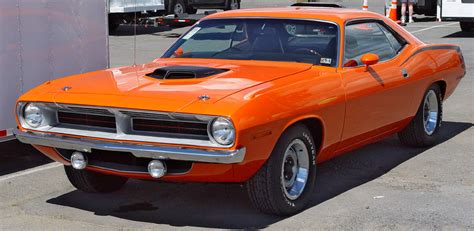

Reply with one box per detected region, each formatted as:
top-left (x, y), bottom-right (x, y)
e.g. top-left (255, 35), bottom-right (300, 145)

top-left (204, 7), bottom-right (383, 25)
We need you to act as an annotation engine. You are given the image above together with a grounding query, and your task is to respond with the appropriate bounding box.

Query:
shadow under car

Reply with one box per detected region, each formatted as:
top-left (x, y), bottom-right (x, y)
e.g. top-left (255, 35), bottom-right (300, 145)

top-left (47, 121), bottom-right (472, 229)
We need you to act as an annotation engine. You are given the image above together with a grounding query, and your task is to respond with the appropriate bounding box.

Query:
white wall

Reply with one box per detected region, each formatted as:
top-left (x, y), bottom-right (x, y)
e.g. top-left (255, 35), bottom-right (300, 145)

top-left (0, 0), bottom-right (109, 133)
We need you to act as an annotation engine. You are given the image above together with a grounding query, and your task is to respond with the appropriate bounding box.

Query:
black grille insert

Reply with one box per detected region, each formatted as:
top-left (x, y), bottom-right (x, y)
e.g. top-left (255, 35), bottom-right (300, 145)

top-left (133, 119), bottom-right (208, 137)
top-left (57, 111), bottom-right (116, 130)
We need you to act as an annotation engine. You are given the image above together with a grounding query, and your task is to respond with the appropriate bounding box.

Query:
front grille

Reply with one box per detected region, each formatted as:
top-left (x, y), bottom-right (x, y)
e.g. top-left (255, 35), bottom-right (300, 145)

top-left (34, 103), bottom-right (219, 147)
top-left (133, 119), bottom-right (209, 137)
top-left (57, 111), bottom-right (116, 130)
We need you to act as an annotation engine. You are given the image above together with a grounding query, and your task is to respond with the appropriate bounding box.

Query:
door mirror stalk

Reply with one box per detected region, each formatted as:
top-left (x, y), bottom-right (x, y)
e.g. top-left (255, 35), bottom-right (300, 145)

top-left (361, 53), bottom-right (380, 71)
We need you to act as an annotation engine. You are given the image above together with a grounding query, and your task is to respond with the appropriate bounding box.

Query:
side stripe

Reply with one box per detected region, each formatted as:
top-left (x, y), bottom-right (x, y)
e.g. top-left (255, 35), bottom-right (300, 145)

top-left (400, 45), bottom-right (460, 66)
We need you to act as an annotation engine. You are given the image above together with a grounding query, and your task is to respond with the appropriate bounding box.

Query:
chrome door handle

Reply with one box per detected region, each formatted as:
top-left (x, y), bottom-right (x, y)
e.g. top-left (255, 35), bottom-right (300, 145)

top-left (402, 69), bottom-right (409, 79)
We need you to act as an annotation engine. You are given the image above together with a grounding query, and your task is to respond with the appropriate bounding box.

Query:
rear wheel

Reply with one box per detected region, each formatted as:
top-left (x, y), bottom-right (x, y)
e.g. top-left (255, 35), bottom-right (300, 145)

top-left (398, 84), bottom-right (443, 147)
top-left (246, 124), bottom-right (317, 216)
top-left (64, 166), bottom-right (128, 193)
top-left (225, 0), bottom-right (240, 10)
top-left (460, 22), bottom-right (474, 32)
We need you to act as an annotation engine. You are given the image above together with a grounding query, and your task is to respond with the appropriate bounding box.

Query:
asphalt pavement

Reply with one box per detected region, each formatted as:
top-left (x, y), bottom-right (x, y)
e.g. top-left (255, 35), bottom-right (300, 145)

top-left (1, 0), bottom-right (473, 230)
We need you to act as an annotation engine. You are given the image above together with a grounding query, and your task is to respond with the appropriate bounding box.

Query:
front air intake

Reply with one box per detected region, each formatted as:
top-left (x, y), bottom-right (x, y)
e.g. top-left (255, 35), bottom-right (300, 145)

top-left (146, 66), bottom-right (229, 79)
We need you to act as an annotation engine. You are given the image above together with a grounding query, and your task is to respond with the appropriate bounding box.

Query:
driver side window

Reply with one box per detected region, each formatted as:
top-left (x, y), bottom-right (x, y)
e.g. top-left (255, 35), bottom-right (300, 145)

top-left (344, 22), bottom-right (399, 67)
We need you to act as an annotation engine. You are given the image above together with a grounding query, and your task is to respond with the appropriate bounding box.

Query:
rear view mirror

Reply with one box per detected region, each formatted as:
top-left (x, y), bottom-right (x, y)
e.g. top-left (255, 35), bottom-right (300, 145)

top-left (361, 53), bottom-right (379, 70)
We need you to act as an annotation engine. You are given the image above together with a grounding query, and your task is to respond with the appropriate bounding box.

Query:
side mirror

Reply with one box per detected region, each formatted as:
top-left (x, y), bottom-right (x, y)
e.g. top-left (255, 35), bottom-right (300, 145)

top-left (361, 53), bottom-right (379, 70)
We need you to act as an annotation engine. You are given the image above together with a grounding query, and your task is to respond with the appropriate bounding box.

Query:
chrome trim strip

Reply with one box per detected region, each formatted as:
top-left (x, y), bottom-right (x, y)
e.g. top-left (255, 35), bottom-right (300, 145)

top-left (14, 129), bottom-right (245, 164)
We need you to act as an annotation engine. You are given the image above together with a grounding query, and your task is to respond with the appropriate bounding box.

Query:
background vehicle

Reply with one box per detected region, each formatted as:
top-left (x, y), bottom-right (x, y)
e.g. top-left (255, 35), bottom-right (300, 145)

top-left (299, 0), bottom-right (438, 16)
top-left (108, 0), bottom-right (165, 32)
top-left (440, 0), bottom-right (474, 32)
top-left (109, 0), bottom-right (240, 33)
top-left (167, 0), bottom-right (241, 14)
top-left (0, 0), bottom-right (109, 142)
top-left (380, 0), bottom-right (437, 17)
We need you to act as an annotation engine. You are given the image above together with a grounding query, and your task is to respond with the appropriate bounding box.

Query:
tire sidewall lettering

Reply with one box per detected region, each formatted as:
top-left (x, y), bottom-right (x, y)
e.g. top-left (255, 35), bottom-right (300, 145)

top-left (280, 130), bottom-right (317, 208)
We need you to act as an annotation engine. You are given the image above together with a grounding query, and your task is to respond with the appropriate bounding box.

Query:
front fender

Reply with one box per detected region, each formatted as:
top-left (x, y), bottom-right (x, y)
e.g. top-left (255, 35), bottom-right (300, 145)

top-left (213, 67), bottom-right (345, 181)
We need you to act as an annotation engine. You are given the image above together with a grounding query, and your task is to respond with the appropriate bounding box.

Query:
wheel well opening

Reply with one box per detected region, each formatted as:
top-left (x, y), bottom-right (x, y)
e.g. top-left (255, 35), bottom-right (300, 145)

top-left (300, 118), bottom-right (323, 154)
top-left (434, 80), bottom-right (447, 99)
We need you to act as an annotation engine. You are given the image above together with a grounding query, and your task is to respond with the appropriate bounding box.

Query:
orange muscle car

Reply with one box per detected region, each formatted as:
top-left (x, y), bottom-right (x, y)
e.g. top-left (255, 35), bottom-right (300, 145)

top-left (14, 7), bottom-right (465, 215)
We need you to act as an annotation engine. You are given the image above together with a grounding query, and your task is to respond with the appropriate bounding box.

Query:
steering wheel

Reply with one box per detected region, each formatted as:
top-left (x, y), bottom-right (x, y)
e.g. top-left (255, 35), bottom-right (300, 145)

top-left (293, 48), bottom-right (323, 58)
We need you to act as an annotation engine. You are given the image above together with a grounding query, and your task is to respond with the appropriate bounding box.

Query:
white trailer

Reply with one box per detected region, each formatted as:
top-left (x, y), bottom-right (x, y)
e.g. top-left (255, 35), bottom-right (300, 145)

top-left (109, 0), bottom-right (165, 13)
top-left (0, 0), bottom-right (109, 142)
top-left (108, 0), bottom-right (166, 32)
top-left (440, 0), bottom-right (474, 31)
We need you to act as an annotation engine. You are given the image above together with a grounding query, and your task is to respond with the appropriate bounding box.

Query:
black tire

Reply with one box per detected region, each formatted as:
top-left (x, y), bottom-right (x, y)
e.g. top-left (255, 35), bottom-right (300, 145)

top-left (398, 84), bottom-right (443, 147)
top-left (64, 166), bottom-right (128, 193)
top-left (460, 22), bottom-right (474, 32)
top-left (246, 124), bottom-right (317, 216)
top-left (169, 0), bottom-right (187, 15)
top-left (225, 0), bottom-right (240, 10)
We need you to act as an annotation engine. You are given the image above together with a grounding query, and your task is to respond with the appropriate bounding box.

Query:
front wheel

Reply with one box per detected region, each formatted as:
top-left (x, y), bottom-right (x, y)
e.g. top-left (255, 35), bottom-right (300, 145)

top-left (398, 84), bottom-right (443, 147)
top-left (246, 124), bottom-right (317, 216)
top-left (169, 0), bottom-right (186, 15)
top-left (64, 166), bottom-right (128, 193)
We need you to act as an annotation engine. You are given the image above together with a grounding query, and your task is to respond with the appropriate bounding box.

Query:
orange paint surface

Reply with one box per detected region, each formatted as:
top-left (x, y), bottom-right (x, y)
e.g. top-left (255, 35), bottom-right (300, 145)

top-left (18, 8), bottom-right (464, 182)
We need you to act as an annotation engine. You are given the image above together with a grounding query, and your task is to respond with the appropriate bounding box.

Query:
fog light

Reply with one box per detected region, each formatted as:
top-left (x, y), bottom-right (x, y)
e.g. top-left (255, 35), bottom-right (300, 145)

top-left (71, 151), bottom-right (87, 170)
top-left (148, 160), bottom-right (167, 178)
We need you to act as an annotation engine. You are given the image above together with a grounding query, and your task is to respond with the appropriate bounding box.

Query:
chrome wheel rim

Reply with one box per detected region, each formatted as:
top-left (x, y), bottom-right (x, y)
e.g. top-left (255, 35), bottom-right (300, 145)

top-left (174, 3), bottom-right (184, 14)
top-left (230, 0), bottom-right (239, 9)
top-left (281, 139), bottom-right (310, 200)
top-left (423, 90), bottom-right (439, 135)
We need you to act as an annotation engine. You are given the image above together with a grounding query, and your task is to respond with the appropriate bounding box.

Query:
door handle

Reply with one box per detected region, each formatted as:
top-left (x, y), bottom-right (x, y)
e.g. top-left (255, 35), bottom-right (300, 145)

top-left (402, 69), bottom-right (409, 79)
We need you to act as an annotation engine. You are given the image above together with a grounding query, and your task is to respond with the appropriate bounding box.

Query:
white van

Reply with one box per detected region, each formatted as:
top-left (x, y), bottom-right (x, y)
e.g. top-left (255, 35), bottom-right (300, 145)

top-left (441, 0), bottom-right (474, 31)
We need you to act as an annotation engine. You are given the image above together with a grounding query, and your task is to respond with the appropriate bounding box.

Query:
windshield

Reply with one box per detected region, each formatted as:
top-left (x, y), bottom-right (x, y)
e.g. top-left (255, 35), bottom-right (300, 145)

top-left (162, 18), bottom-right (339, 67)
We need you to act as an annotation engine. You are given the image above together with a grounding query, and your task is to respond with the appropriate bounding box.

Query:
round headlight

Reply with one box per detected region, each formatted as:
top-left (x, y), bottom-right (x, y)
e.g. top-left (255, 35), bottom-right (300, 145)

top-left (23, 103), bottom-right (43, 128)
top-left (210, 117), bottom-right (235, 146)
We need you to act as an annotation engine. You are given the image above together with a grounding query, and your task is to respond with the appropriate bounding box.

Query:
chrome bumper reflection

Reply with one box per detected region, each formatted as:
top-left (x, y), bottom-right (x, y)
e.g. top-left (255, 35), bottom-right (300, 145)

top-left (14, 129), bottom-right (245, 164)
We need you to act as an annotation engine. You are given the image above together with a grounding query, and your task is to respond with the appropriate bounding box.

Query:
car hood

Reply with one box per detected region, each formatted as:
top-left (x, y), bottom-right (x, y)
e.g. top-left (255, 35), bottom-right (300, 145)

top-left (34, 59), bottom-right (312, 113)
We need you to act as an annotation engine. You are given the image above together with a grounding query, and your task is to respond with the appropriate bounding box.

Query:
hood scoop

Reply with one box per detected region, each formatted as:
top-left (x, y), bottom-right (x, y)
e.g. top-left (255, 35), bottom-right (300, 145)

top-left (146, 66), bottom-right (229, 80)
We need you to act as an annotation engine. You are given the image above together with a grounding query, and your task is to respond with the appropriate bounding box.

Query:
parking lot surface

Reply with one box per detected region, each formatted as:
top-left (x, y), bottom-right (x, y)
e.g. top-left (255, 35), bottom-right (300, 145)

top-left (1, 1), bottom-right (473, 230)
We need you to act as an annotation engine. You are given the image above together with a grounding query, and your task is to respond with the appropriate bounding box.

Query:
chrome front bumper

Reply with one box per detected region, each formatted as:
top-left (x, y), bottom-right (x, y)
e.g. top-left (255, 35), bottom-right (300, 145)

top-left (14, 129), bottom-right (246, 164)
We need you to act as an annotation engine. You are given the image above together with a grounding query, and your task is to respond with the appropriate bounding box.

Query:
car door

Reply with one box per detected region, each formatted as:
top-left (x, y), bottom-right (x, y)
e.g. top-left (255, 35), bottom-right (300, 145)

top-left (337, 20), bottom-right (414, 152)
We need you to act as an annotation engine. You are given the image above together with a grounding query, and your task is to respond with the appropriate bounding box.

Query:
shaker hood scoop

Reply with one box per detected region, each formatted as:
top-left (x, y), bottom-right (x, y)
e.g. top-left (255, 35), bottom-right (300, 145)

top-left (146, 66), bottom-right (230, 80)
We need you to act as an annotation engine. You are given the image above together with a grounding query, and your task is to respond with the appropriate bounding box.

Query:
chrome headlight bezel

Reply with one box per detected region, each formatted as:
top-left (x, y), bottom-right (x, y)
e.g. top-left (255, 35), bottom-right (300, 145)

top-left (208, 117), bottom-right (236, 146)
top-left (17, 102), bottom-right (45, 129)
